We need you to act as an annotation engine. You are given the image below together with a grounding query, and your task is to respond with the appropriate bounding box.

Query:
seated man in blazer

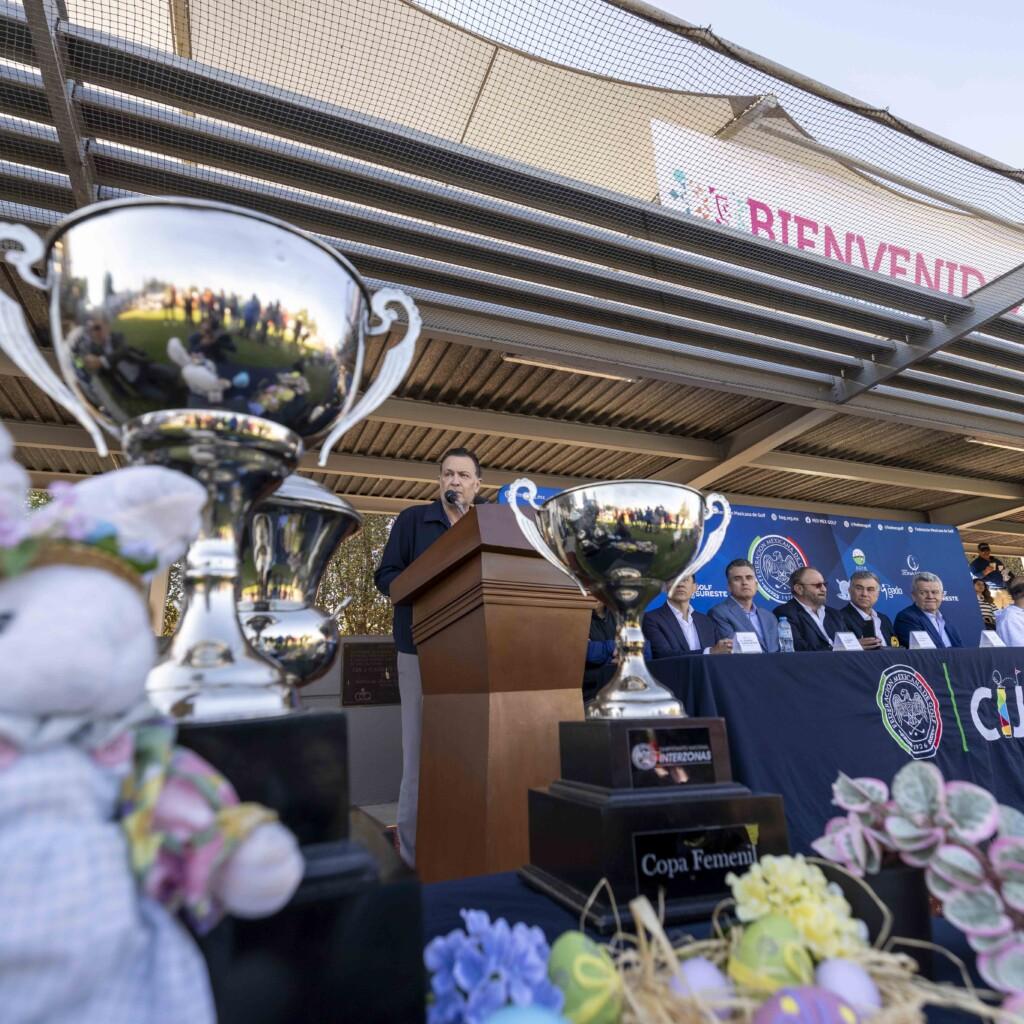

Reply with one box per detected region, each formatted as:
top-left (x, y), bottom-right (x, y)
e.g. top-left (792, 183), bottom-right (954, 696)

top-left (773, 566), bottom-right (843, 651)
top-left (707, 558), bottom-right (780, 653)
top-left (893, 571), bottom-right (963, 648)
top-left (838, 569), bottom-right (895, 648)
top-left (643, 575), bottom-right (732, 658)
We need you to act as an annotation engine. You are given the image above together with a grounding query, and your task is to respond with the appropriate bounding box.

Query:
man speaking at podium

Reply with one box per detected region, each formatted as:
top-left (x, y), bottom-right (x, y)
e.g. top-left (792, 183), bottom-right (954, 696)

top-left (374, 447), bottom-right (482, 866)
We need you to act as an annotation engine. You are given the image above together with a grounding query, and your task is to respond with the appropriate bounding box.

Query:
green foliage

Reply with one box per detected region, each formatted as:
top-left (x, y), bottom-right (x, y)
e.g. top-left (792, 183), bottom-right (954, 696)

top-left (317, 513), bottom-right (395, 637)
top-left (158, 514), bottom-right (396, 638)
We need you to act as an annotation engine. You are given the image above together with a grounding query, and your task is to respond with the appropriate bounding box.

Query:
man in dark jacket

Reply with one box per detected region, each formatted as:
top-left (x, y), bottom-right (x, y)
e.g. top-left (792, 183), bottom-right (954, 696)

top-left (838, 569), bottom-right (895, 647)
top-left (773, 566), bottom-right (843, 651)
top-left (643, 575), bottom-right (731, 659)
top-left (893, 572), bottom-right (963, 649)
top-left (374, 447), bottom-right (481, 865)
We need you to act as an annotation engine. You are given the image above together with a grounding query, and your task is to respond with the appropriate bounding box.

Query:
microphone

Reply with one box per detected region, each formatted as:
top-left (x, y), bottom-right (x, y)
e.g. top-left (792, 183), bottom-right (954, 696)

top-left (444, 489), bottom-right (466, 513)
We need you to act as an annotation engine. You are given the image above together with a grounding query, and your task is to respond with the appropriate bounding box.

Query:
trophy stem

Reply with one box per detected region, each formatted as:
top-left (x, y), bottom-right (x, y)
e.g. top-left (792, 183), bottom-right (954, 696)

top-left (586, 608), bottom-right (685, 719)
top-left (124, 410), bottom-right (301, 721)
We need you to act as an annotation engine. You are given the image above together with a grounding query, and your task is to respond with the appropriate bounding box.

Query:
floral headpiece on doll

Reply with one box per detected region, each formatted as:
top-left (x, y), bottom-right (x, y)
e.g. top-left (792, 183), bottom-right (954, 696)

top-left (0, 425), bottom-right (204, 589)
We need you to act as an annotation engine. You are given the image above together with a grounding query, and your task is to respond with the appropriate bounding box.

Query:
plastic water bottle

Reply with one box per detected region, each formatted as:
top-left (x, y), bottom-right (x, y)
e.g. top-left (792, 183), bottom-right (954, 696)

top-left (778, 616), bottom-right (794, 653)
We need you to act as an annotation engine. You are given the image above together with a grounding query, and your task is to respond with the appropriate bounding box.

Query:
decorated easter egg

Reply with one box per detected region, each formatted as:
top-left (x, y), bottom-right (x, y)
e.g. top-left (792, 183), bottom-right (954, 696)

top-left (752, 986), bottom-right (860, 1024)
top-left (815, 959), bottom-right (881, 1013)
top-left (484, 1007), bottom-right (570, 1024)
top-left (548, 931), bottom-right (623, 1024)
top-left (670, 955), bottom-right (734, 1016)
top-left (727, 915), bottom-right (814, 995)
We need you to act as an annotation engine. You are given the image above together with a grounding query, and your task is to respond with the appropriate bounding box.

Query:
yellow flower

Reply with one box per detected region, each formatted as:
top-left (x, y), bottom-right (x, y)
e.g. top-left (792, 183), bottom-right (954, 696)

top-left (727, 855), bottom-right (868, 959)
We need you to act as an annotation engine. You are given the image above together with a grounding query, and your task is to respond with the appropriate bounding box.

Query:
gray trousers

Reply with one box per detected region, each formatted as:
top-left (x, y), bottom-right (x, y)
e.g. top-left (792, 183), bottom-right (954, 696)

top-left (396, 651), bottom-right (422, 866)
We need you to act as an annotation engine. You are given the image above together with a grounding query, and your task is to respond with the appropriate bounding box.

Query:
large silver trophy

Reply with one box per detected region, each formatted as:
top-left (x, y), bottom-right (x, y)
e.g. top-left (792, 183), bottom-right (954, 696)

top-left (509, 478), bottom-right (731, 718)
top-left (238, 474), bottom-right (362, 687)
top-left (0, 197), bottom-right (420, 719)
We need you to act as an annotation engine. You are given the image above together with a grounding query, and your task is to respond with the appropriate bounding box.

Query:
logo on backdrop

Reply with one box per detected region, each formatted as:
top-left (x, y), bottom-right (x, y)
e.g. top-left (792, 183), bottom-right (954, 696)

top-left (877, 664), bottom-right (942, 760)
top-left (852, 549), bottom-right (866, 566)
top-left (836, 579), bottom-right (850, 601)
top-left (904, 554), bottom-right (921, 575)
top-left (748, 534), bottom-right (807, 603)
top-left (970, 668), bottom-right (1024, 742)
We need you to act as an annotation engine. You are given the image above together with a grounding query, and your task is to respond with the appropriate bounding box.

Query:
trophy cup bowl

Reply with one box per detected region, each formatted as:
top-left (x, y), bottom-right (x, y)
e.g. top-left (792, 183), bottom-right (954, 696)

top-left (239, 474), bottom-right (362, 686)
top-left (0, 197), bottom-right (421, 719)
top-left (509, 478), bottom-right (731, 718)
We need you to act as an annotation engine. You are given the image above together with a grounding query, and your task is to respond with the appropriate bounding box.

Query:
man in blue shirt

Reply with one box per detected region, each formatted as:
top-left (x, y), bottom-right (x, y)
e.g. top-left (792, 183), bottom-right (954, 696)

top-left (374, 447), bottom-right (481, 865)
top-left (708, 558), bottom-right (780, 653)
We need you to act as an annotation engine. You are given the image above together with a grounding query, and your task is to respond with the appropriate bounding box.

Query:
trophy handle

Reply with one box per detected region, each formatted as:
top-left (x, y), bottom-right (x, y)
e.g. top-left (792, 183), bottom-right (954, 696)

top-left (677, 491), bottom-right (732, 584)
top-left (0, 226), bottom-right (109, 458)
top-left (318, 287), bottom-right (421, 465)
top-left (507, 477), bottom-right (588, 596)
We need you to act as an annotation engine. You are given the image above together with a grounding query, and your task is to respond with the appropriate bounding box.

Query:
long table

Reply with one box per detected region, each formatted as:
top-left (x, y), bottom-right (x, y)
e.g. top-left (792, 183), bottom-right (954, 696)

top-left (643, 647), bottom-right (1024, 853)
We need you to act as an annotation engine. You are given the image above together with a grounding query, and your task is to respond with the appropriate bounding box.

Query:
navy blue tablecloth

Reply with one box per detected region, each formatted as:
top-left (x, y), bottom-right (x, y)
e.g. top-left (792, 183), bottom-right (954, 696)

top-left (642, 648), bottom-right (1024, 854)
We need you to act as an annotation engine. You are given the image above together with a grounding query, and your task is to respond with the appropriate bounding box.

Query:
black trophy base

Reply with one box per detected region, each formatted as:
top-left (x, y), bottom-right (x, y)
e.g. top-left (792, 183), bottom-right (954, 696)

top-left (179, 709), bottom-right (349, 845)
top-left (522, 781), bottom-right (789, 933)
top-left (178, 712), bottom-right (424, 1023)
top-left (559, 717), bottom-right (734, 790)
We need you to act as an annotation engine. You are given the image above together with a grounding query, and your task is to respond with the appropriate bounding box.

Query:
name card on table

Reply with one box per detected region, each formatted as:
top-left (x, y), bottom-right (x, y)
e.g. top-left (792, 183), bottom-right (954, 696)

top-left (909, 631), bottom-right (936, 650)
top-left (980, 630), bottom-right (1006, 648)
top-left (732, 632), bottom-right (763, 654)
top-left (832, 632), bottom-right (862, 652)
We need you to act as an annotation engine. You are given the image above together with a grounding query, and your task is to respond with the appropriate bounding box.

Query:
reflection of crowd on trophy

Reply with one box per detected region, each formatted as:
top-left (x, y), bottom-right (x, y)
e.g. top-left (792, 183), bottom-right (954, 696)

top-left (65, 276), bottom-right (338, 423)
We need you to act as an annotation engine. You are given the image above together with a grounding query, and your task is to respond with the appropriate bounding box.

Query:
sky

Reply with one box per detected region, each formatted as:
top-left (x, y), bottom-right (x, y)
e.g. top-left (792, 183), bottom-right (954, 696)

top-left (652, 0), bottom-right (1024, 170)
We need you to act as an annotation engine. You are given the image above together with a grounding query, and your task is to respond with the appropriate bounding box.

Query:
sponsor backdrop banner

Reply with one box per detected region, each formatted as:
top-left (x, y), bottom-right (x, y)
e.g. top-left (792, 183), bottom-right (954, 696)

top-left (498, 490), bottom-right (979, 636)
top-left (655, 649), bottom-right (1024, 854)
top-left (685, 504), bottom-right (981, 642)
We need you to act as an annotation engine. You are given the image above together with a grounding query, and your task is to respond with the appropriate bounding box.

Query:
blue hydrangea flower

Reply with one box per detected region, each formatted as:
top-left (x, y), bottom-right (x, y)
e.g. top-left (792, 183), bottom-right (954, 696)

top-left (424, 910), bottom-right (565, 1024)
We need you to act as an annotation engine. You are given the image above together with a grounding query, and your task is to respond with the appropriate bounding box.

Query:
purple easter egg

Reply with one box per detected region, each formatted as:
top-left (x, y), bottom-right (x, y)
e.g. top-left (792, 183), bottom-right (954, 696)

top-left (752, 986), bottom-right (860, 1024)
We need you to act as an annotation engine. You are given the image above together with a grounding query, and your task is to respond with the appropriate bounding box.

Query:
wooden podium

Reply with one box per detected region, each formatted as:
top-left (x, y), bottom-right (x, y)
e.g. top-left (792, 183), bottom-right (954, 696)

top-left (390, 503), bottom-right (592, 882)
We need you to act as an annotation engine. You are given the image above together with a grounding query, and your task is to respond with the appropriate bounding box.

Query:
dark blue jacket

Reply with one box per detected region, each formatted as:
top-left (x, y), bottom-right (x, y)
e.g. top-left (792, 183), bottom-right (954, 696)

top-left (374, 500), bottom-right (451, 653)
top-left (838, 602), bottom-right (896, 645)
top-left (893, 604), bottom-right (963, 649)
top-left (773, 599), bottom-right (843, 652)
top-left (643, 603), bottom-right (716, 659)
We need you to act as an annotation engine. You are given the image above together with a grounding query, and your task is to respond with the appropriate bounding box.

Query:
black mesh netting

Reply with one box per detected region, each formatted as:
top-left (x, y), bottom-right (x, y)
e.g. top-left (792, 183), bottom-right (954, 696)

top-left (1, 0), bottom-right (1023, 390)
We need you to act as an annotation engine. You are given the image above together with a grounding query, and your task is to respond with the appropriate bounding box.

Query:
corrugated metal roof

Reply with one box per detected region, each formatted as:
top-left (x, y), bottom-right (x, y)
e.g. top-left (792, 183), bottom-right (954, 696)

top-left (714, 466), bottom-right (945, 512)
top-left (367, 335), bottom-right (781, 437)
top-left (781, 413), bottom-right (1024, 484)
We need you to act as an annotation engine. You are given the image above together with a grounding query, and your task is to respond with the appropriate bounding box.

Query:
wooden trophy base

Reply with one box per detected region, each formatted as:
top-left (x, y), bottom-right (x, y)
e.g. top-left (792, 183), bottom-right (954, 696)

top-left (520, 717), bottom-right (789, 932)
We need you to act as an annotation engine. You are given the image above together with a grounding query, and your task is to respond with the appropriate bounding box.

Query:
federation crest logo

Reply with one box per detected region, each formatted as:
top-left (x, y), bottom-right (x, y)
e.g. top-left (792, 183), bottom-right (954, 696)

top-left (852, 548), bottom-right (866, 566)
top-left (748, 534), bottom-right (808, 603)
top-left (631, 742), bottom-right (659, 771)
top-left (877, 664), bottom-right (942, 760)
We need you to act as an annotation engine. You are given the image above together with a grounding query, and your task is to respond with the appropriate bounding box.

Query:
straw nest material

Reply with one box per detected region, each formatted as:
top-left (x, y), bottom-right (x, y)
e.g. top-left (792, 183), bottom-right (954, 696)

top-left (581, 870), bottom-right (1020, 1024)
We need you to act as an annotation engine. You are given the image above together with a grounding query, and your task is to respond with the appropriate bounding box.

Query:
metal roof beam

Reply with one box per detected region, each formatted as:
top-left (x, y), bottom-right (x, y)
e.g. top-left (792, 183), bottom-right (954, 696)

top-left (835, 261), bottom-right (1024, 401)
top-left (43, 13), bottom-right (972, 321)
top-left (3, 420), bottom-right (586, 492)
top-left (928, 496), bottom-right (1024, 529)
top-left (20, 0), bottom-right (94, 206)
top-left (84, 141), bottom-right (923, 356)
top-left (369, 398), bottom-right (720, 462)
top-left (21, 463), bottom-right (928, 524)
top-left (754, 451), bottom-right (1024, 500)
top-left (664, 406), bottom-right (834, 488)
